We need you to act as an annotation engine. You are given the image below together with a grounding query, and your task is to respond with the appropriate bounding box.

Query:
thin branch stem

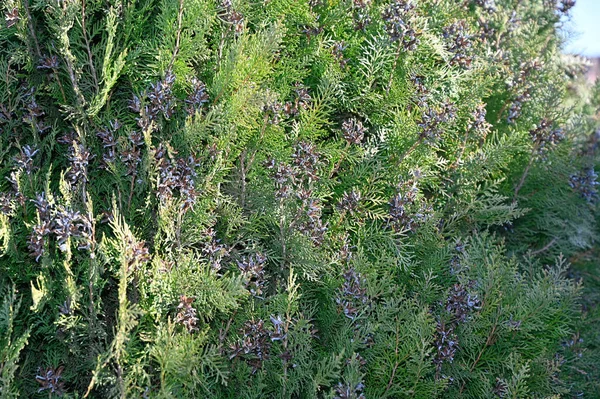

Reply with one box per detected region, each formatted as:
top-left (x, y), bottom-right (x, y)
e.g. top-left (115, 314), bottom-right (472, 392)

top-left (495, 99), bottom-right (511, 125)
top-left (459, 315), bottom-right (499, 394)
top-left (530, 237), bottom-right (557, 256)
top-left (57, 0), bottom-right (87, 111)
top-left (218, 309), bottom-right (237, 352)
top-left (512, 150), bottom-right (536, 205)
top-left (240, 114), bottom-right (270, 208)
top-left (168, 0), bottom-right (185, 72)
top-left (386, 41), bottom-right (403, 94)
top-left (52, 67), bottom-right (68, 103)
top-left (383, 318), bottom-right (402, 397)
top-left (127, 171), bottom-right (136, 212)
top-left (279, 201), bottom-right (287, 270)
top-left (396, 136), bottom-right (423, 166)
top-left (80, 0), bottom-right (99, 92)
top-left (470, 322), bottom-right (497, 372)
top-left (239, 149), bottom-right (247, 207)
top-left (329, 141), bottom-right (351, 178)
top-left (450, 129), bottom-right (471, 169)
top-left (23, 0), bottom-right (41, 58)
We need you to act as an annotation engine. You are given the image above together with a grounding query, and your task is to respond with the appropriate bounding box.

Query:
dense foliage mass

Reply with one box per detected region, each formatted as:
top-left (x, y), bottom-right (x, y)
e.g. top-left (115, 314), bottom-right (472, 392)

top-left (0, 0), bottom-right (598, 397)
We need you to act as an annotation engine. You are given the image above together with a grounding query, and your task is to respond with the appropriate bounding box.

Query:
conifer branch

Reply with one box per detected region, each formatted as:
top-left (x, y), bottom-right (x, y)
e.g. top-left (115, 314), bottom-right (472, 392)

top-left (530, 237), bottom-right (557, 256)
top-left (240, 113), bottom-right (269, 208)
top-left (384, 318), bottom-right (401, 396)
top-left (386, 41), bottom-right (403, 94)
top-left (396, 136), bottom-right (423, 165)
top-left (22, 0), bottom-right (41, 58)
top-left (512, 149), bottom-right (536, 205)
top-left (168, 0), bottom-right (185, 72)
top-left (451, 130), bottom-right (470, 169)
top-left (54, 1), bottom-right (87, 112)
top-left (79, 0), bottom-right (99, 92)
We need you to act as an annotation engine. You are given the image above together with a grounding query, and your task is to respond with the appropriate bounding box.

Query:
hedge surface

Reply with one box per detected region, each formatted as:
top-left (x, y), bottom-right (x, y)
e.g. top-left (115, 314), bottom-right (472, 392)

top-left (0, 0), bottom-right (598, 397)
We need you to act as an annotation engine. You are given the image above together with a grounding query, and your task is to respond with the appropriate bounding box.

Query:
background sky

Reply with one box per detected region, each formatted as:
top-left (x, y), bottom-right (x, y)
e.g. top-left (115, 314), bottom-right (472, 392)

top-left (564, 0), bottom-right (600, 57)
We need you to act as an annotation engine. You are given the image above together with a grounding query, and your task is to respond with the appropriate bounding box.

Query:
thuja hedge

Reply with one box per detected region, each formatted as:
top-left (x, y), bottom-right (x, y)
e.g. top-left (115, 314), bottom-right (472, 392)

top-left (0, 0), bottom-right (598, 397)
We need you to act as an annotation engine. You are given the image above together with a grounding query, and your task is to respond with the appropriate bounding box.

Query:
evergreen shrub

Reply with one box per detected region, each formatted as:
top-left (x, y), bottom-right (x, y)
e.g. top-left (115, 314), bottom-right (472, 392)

top-left (0, 0), bottom-right (598, 397)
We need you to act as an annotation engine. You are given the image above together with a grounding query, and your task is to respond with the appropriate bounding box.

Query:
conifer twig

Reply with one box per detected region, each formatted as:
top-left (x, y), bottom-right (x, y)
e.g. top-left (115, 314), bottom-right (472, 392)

top-left (495, 99), bottom-right (511, 125)
top-left (217, 29), bottom-right (229, 67)
top-left (512, 149), bottom-right (536, 205)
top-left (51, 66), bottom-right (68, 103)
top-left (240, 114), bottom-right (269, 208)
top-left (530, 237), bottom-right (557, 256)
top-left (218, 310), bottom-right (237, 351)
top-left (384, 318), bottom-right (401, 396)
top-left (279, 201), bottom-right (287, 269)
top-left (23, 0), bottom-right (41, 58)
top-left (396, 136), bottom-right (423, 165)
top-left (60, 38), bottom-right (86, 110)
top-left (460, 315), bottom-right (499, 394)
top-left (329, 142), bottom-right (351, 178)
top-left (470, 322), bottom-right (497, 372)
top-left (127, 171), bottom-right (136, 212)
top-left (450, 129), bottom-right (470, 169)
top-left (168, 0), bottom-right (185, 72)
top-left (386, 41), bottom-right (403, 94)
top-left (80, 0), bottom-right (99, 92)
top-left (52, 0), bottom-right (87, 111)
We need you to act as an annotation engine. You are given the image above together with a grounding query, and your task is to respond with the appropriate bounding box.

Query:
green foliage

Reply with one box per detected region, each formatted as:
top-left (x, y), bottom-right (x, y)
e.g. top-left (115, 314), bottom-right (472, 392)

top-left (0, 0), bottom-right (598, 397)
top-left (0, 285), bottom-right (31, 399)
